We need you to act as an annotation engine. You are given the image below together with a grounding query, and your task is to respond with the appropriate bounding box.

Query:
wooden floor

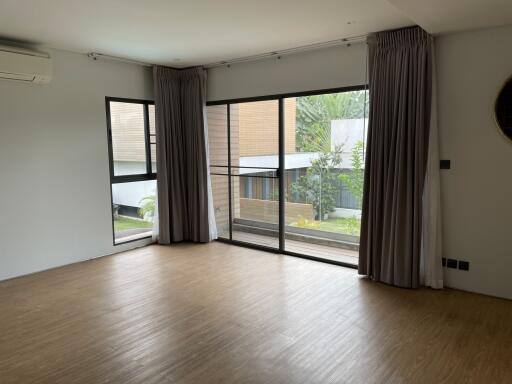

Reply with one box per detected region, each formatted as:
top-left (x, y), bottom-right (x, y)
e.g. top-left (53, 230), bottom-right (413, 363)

top-left (232, 231), bottom-right (359, 265)
top-left (0, 242), bottom-right (511, 384)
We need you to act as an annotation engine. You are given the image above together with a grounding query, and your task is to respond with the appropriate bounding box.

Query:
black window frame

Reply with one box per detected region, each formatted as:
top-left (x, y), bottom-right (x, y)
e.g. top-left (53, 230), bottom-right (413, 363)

top-left (105, 96), bottom-right (156, 246)
top-left (206, 85), bottom-right (368, 269)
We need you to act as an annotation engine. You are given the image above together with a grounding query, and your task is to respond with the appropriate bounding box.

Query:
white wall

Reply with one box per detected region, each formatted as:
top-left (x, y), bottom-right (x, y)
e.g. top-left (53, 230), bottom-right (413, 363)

top-left (436, 25), bottom-right (512, 299)
top-left (207, 43), bottom-right (367, 102)
top-left (2, 27), bottom-right (510, 298)
top-left (0, 48), bottom-right (154, 281)
top-left (207, 27), bottom-right (512, 299)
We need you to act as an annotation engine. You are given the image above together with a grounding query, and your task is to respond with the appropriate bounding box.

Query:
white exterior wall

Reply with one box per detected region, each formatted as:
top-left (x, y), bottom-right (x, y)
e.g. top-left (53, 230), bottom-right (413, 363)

top-left (112, 179), bottom-right (156, 208)
top-left (330, 208), bottom-right (362, 219)
top-left (331, 118), bottom-right (368, 154)
top-left (112, 161), bottom-right (156, 208)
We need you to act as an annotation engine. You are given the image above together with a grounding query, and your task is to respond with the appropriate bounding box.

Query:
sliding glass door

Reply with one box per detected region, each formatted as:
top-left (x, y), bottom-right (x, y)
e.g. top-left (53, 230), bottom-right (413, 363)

top-left (208, 101), bottom-right (280, 249)
top-left (230, 100), bottom-right (281, 248)
top-left (207, 87), bottom-right (367, 266)
top-left (283, 92), bottom-right (367, 265)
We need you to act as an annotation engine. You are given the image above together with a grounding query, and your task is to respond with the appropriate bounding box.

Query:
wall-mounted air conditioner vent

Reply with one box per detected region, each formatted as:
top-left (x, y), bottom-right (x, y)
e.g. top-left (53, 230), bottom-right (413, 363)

top-left (0, 45), bottom-right (52, 84)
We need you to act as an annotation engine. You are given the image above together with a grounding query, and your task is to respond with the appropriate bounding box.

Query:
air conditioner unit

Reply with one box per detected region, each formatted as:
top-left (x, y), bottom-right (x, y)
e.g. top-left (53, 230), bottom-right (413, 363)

top-left (0, 45), bottom-right (52, 84)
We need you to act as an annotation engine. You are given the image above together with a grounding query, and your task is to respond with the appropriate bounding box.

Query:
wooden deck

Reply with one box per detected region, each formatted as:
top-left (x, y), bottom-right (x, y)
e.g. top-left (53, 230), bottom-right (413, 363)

top-left (231, 231), bottom-right (359, 265)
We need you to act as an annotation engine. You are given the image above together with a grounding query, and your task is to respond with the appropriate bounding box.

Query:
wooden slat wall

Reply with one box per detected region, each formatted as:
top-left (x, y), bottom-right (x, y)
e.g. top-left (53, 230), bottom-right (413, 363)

top-left (110, 102), bottom-right (147, 163)
top-left (239, 198), bottom-right (314, 224)
top-left (207, 105), bottom-right (240, 235)
top-left (238, 99), bottom-right (296, 156)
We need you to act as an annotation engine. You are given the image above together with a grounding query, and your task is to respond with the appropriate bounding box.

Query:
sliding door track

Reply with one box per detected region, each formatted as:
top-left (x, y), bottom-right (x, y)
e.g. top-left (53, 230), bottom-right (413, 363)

top-left (216, 238), bottom-right (358, 270)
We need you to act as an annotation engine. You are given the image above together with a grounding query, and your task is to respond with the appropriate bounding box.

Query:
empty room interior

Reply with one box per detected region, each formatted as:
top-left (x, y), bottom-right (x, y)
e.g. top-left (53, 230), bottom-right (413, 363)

top-left (1, 0), bottom-right (512, 383)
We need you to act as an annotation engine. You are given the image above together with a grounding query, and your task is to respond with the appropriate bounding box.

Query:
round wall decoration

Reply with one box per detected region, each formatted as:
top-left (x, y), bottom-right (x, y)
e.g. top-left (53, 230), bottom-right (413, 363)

top-left (495, 77), bottom-right (512, 142)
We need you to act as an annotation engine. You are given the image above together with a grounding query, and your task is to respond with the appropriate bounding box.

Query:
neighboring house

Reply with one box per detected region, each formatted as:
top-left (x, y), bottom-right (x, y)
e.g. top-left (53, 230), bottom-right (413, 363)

top-left (208, 99), bottom-right (367, 233)
top-left (112, 99), bottom-right (366, 222)
top-left (236, 104), bottom-right (367, 216)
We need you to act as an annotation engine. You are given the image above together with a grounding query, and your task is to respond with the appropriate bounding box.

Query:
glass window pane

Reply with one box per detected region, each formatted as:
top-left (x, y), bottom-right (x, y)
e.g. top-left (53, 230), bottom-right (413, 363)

top-left (207, 105), bottom-right (229, 168)
top-left (211, 174), bottom-right (230, 239)
top-left (112, 180), bottom-right (156, 244)
top-left (232, 174), bottom-right (279, 248)
top-left (206, 104), bottom-right (230, 239)
top-left (110, 101), bottom-right (147, 176)
top-left (148, 104), bottom-right (157, 173)
top-left (283, 91), bottom-right (368, 265)
top-left (229, 100), bottom-right (279, 249)
top-left (231, 100), bottom-right (279, 170)
top-left (148, 104), bottom-right (155, 134)
top-left (150, 143), bottom-right (157, 173)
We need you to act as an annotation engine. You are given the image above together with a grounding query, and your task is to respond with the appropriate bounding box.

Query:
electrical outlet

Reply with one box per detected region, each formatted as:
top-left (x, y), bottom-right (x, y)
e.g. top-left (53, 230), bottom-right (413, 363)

top-left (458, 260), bottom-right (469, 271)
top-left (447, 259), bottom-right (458, 269)
top-left (440, 160), bottom-right (451, 169)
top-left (442, 257), bottom-right (446, 267)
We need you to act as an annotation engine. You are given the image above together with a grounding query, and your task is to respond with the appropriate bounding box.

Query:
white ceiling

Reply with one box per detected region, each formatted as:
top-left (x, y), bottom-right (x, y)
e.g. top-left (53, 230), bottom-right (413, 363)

top-left (387, 0), bottom-right (512, 34)
top-left (0, 0), bottom-right (412, 66)
top-left (0, 0), bottom-right (510, 67)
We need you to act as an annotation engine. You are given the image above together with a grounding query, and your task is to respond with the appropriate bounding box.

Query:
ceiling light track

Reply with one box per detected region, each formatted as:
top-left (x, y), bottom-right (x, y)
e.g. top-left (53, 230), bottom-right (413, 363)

top-left (87, 34), bottom-right (367, 69)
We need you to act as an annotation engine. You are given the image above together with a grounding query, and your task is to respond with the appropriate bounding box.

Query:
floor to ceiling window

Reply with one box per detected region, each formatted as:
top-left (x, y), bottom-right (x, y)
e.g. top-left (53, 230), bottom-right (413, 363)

top-left (283, 91), bottom-right (367, 264)
top-left (207, 87), bottom-right (368, 266)
top-left (230, 100), bottom-right (280, 249)
top-left (106, 97), bottom-right (157, 245)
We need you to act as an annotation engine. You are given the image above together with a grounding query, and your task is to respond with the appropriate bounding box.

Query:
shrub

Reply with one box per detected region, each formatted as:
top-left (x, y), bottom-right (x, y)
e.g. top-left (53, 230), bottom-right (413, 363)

top-left (339, 141), bottom-right (364, 208)
top-left (291, 146), bottom-right (343, 219)
top-left (138, 195), bottom-right (156, 220)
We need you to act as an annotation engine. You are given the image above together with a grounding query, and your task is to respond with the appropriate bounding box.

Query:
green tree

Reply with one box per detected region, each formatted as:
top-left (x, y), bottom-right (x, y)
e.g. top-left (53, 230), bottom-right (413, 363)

top-left (291, 146), bottom-right (343, 219)
top-left (339, 141), bottom-right (364, 208)
top-left (296, 91), bottom-right (368, 152)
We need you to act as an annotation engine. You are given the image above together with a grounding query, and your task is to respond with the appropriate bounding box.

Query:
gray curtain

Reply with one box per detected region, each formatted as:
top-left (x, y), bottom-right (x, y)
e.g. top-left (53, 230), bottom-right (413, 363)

top-left (153, 66), bottom-right (210, 243)
top-left (359, 26), bottom-right (433, 288)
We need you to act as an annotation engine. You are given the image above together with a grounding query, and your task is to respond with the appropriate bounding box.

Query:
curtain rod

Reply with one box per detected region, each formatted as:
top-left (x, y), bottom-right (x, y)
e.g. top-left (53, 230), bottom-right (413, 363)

top-left (87, 52), bottom-right (152, 67)
top-left (204, 34), bottom-right (367, 68)
top-left (87, 34), bottom-right (367, 69)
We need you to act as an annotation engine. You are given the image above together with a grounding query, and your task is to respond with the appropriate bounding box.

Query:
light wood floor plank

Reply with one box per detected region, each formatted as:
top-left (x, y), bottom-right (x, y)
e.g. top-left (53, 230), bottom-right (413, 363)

top-left (0, 242), bottom-right (510, 383)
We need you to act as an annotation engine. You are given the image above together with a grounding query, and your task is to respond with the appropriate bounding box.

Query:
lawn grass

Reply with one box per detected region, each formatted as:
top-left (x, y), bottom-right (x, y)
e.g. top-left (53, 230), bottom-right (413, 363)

top-left (114, 216), bottom-right (152, 232)
top-left (290, 217), bottom-right (361, 236)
